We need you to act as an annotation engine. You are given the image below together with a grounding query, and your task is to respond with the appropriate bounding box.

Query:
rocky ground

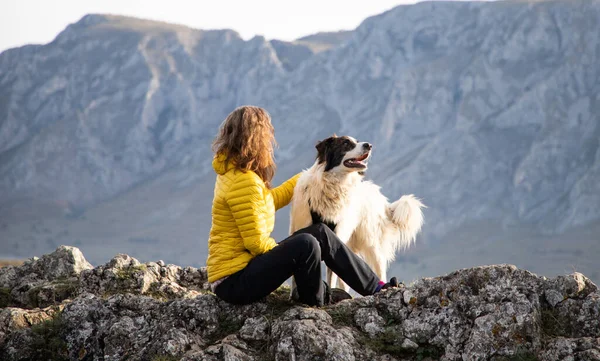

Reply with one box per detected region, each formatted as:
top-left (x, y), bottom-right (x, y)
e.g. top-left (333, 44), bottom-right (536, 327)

top-left (0, 246), bottom-right (598, 361)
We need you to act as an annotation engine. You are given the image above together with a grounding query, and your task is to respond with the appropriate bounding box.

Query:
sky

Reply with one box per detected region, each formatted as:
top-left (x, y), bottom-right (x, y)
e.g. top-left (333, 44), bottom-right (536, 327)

top-left (0, 0), bottom-right (424, 53)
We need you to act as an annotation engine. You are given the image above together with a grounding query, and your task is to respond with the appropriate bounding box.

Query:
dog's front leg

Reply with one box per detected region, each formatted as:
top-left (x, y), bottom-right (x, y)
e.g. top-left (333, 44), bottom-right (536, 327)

top-left (326, 268), bottom-right (337, 292)
top-left (359, 246), bottom-right (388, 282)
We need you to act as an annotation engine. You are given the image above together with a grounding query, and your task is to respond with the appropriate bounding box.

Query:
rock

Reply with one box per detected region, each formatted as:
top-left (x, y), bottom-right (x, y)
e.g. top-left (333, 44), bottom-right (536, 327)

top-left (539, 337), bottom-right (600, 361)
top-left (1, 248), bottom-right (600, 360)
top-left (354, 307), bottom-right (385, 337)
top-left (545, 289), bottom-right (564, 307)
top-left (0, 246), bottom-right (92, 287)
top-left (401, 338), bottom-right (419, 350)
top-left (79, 253), bottom-right (209, 299)
top-left (272, 307), bottom-right (363, 361)
top-left (0, 304), bottom-right (66, 360)
top-left (0, 246), bottom-right (209, 310)
top-left (239, 317), bottom-right (269, 341)
top-left (183, 335), bottom-right (255, 361)
top-left (0, 305), bottom-right (64, 346)
top-left (545, 272), bottom-right (598, 301)
top-left (552, 291), bottom-right (600, 338)
top-left (0, 246), bottom-right (91, 308)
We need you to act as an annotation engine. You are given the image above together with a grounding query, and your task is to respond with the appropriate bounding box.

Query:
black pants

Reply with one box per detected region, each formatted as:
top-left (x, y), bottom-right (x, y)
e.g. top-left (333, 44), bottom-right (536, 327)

top-left (214, 223), bottom-right (381, 306)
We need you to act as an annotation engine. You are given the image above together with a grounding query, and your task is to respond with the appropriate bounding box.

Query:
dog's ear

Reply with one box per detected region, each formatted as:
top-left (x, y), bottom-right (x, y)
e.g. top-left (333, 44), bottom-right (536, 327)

top-left (315, 138), bottom-right (329, 153)
top-left (315, 137), bottom-right (334, 163)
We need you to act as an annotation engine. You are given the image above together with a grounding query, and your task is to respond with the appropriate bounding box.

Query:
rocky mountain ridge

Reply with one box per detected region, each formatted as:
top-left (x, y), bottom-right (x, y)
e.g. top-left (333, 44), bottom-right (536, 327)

top-left (1, 246), bottom-right (599, 360)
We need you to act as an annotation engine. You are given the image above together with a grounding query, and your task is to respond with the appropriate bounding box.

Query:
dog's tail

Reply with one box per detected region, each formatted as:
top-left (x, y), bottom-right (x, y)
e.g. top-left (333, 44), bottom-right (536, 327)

top-left (389, 194), bottom-right (426, 250)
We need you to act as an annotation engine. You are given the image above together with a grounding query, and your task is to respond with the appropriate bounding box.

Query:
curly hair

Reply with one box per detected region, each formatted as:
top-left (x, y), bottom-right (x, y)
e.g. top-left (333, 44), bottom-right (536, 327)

top-left (212, 106), bottom-right (277, 188)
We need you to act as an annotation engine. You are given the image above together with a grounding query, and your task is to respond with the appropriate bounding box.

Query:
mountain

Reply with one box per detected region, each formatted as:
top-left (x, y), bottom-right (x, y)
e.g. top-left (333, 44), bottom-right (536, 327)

top-left (270, 30), bottom-right (352, 70)
top-left (0, 1), bottom-right (599, 283)
top-left (1, 246), bottom-right (599, 360)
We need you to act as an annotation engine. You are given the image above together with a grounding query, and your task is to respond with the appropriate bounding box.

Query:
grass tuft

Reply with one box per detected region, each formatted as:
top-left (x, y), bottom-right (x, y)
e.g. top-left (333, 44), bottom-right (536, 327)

top-left (29, 313), bottom-right (69, 361)
top-left (540, 308), bottom-right (571, 338)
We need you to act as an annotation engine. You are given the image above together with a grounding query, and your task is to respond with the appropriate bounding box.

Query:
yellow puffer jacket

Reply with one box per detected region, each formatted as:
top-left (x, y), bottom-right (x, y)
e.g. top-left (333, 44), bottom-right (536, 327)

top-left (207, 154), bottom-right (300, 283)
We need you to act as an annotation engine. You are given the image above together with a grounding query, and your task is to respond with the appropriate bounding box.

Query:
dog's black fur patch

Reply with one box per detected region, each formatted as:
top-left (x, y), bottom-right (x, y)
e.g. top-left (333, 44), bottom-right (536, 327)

top-left (315, 136), bottom-right (357, 172)
top-left (308, 199), bottom-right (337, 232)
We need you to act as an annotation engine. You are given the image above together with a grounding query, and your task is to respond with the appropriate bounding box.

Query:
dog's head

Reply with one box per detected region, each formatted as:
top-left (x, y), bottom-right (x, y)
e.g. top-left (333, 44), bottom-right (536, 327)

top-left (315, 135), bottom-right (372, 173)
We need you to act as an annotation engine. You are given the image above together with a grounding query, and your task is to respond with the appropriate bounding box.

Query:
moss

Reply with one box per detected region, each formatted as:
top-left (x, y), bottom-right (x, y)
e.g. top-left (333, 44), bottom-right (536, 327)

top-left (206, 314), bottom-right (245, 344)
top-left (0, 287), bottom-right (11, 308)
top-left (511, 351), bottom-right (539, 361)
top-left (108, 264), bottom-right (150, 295)
top-left (358, 327), bottom-right (405, 355)
top-left (29, 312), bottom-right (69, 361)
top-left (146, 282), bottom-right (170, 301)
top-left (25, 279), bottom-right (79, 308)
top-left (355, 325), bottom-right (444, 360)
top-left (27, 287), bottom-right (41, 308)
top-left (116, 264), bottom-right (148, 281)
top-left (264, 286), bottom-right (295, 320)
top-left (360, 334), bottom-right (444, 359)
top-left (326, 306), bottom-right (355, 327)
top-left (54, 281), bottom-right (78, 299)
top-left (415, 345), bottom-right (445, 360)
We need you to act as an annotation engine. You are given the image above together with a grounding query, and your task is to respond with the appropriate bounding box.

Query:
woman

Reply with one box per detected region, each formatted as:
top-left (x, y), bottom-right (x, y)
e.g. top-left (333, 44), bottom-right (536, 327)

top-left (207, 105), bottom-right (398, 306)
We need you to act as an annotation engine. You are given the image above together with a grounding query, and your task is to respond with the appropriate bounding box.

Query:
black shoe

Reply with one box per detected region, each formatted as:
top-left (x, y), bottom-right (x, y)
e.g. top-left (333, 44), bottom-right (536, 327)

top-left (380, 277), bottom-right (400, 290)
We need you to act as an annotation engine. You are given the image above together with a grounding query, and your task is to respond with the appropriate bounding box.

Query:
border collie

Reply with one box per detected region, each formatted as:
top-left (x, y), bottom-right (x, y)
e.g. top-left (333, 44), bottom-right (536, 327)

top-left (289, 135), bottom-right (425, 292)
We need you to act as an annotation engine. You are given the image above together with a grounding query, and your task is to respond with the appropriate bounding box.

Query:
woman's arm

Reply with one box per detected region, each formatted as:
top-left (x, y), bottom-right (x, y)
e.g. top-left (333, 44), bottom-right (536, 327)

top-left (227, 174), bottom-right (278, 256)
top-left (271, 173), bottom-right (301, 210)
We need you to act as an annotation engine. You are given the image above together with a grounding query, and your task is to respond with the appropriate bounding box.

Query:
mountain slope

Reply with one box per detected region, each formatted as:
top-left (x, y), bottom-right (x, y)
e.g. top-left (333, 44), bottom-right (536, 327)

top-left (0, 1), bottom-right (599, 282)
